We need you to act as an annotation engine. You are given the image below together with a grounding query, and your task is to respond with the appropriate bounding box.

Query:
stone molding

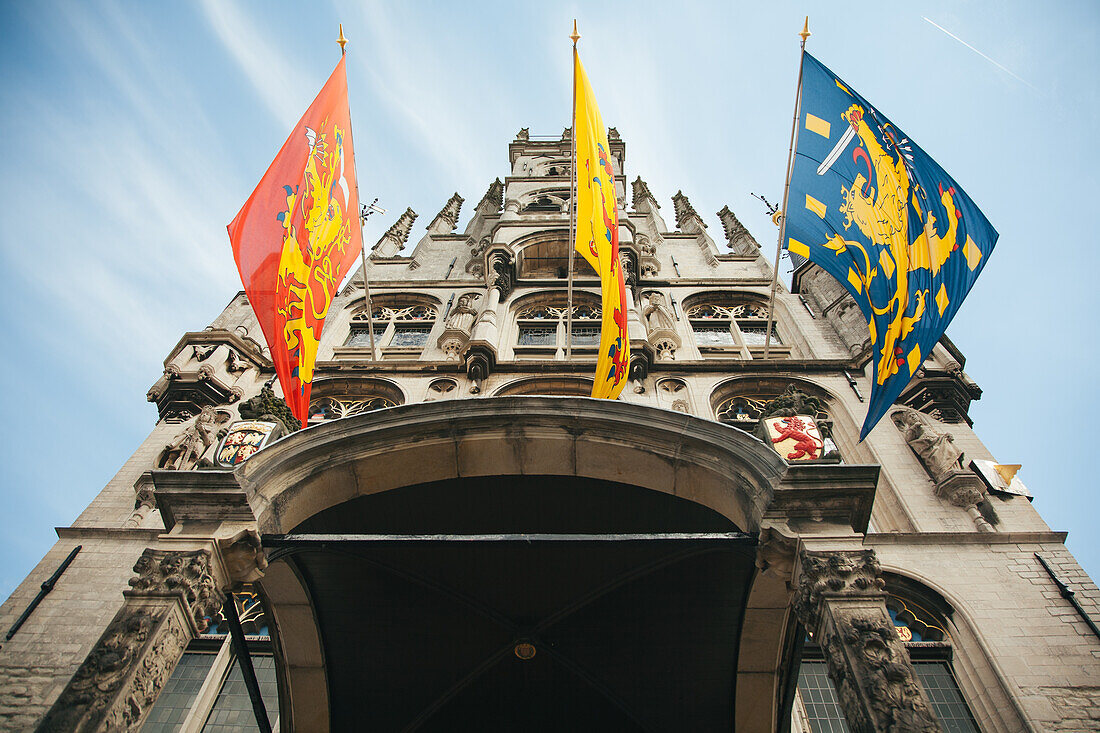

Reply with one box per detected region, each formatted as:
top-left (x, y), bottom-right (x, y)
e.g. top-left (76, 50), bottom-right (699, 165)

top-left (36, 549), bottom-right (225, 733)
top-left (235, 396), bottom-right (790, 535)
top-left (794, 548), bottom-right (941, 733)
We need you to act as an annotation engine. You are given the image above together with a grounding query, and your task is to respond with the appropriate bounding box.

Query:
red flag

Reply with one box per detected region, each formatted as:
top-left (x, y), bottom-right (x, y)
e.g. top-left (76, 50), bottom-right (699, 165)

top-left (228, 56), bottom-right (361, 427)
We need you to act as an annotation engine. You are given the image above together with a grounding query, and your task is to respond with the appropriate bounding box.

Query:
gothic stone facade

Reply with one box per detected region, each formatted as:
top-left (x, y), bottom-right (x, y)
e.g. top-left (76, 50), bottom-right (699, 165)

top-left (0, 129), bottom-right (1097, 731)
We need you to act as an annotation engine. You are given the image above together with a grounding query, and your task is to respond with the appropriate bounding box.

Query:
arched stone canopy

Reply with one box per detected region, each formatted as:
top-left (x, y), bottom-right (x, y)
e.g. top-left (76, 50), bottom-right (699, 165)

top-left (236, 396), bottom-right (789, 535)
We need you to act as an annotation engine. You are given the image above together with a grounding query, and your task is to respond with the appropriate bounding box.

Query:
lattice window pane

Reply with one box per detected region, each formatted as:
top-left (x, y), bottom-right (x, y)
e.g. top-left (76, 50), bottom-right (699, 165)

top-left (518, 326), bottom-right (557, 346)
top-left (570, 326), bottom-right (600, 346)
top-left (692, 325), bottom-right (736, 346)
top-left (346, 328), bottom-right (375, 347)
top-left (143, 652), bottom-right (217, 731)
top-left (389, 325), bottom-right (431, 348)
top-left (740, 326), bottom-right (781, 346)
top-left (201, 655), bottom-right (278, 733)
top-left (796, 661), bottom-right (851, 733)
top-left (913, 663), bottom-right (980, 733)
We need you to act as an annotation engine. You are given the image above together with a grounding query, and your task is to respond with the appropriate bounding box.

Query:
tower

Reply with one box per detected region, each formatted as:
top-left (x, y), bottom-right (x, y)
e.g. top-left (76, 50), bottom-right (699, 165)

top-left (1, 128), bottom-right (1097, 731)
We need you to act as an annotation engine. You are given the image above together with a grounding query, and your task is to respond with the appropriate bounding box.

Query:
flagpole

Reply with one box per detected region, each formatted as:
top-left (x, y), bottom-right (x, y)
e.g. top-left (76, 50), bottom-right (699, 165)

top-left (566, 20), bottom-right (579, 360)
top-left (763, 17), bottom-right (810, 359)
top-left (339, 24), bottom-right (378, 363)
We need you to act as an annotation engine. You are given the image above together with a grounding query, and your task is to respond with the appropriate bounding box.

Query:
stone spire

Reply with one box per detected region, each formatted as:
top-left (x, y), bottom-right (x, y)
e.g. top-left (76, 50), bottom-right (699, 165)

top-left (672, 191), bottom-right (706, 234)
top-left (477, 178), bottom-right (503, 215)
top-left (373, 207), bottom-right (418, 257)
top-left (427, 193), bottom-right (464, 235)
top-left (632, 176), bottom-right (660, 213)
top-left (717, 205), bottom-right (760, 256)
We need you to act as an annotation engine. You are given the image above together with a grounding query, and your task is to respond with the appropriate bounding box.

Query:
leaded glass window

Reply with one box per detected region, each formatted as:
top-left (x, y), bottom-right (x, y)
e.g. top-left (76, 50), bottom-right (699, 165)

top-left (913, 663), bottom-right (980, 733)
top-left (685, 299), bottom-right (784, 356)
top-left (514, 300), bottom-right (601, 358)
top-left (796, 661), bottom-right (850, 733)
top-left (200, 656), bottom-right (279, 733)
top-left (347, 301), bottom-right (438, 356)
top-left (518, 326), bottom-right (556, 346)
top-left (142, 652), bottom-right (218, 731)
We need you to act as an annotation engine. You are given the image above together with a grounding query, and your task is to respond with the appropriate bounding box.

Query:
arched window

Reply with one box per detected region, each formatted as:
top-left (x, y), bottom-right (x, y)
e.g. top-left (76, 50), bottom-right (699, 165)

top-left (683, 294), bottom-right (789, 359)
top-left (792, 578), bottom-right (981, 733)
top-left (517, 236), bottom-right (596, 279)
top-left (306, 379), bottom-right (404, 425)
top-left (513, 293), bottom-right (601, 360)
top-left (346, 296), bottom-right (439, 358)
top-left (495, 377), bottom-right (593, 396)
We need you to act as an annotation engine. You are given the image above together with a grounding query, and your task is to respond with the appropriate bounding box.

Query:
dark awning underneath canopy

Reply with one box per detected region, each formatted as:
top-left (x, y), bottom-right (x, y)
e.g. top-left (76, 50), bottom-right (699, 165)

top-left (273, 475), bottom-right (759, 732)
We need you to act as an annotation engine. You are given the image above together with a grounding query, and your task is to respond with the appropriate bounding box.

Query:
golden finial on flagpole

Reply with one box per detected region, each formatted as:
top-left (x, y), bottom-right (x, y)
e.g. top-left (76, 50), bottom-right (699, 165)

top-left (337, 23), bottom-right (348, 54)
top-left (799, 17), bottom-right (811, 43)
top-left (570, 19), bottom-right (580, 47)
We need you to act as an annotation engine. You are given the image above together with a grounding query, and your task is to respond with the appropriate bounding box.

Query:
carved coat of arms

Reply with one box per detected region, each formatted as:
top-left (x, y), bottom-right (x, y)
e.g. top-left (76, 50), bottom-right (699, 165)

top-left (214, 420), bottom-right (284, 468)
top-left (762, 415), bottom-right (825, 461)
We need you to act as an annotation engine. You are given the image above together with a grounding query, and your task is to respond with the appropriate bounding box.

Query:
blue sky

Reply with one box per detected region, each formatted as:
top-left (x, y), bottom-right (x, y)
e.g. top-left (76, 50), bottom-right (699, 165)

top-left (0, 1), bottom-right (1096, 601)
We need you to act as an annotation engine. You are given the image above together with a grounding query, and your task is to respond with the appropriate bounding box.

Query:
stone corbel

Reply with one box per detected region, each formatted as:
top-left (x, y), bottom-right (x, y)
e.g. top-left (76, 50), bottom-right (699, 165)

top-left (36, 548), bottom-right (226, 733)
top-left (755, 524), bottom-right (798, 579)
top-left (217, 529), bottom-right (268, 586)
top-left (793, 548), bottom-right (941, 733)
top-left (125, 473), bottom-right (157, 529)
top-left (935, 472), bottom-right (995, 533)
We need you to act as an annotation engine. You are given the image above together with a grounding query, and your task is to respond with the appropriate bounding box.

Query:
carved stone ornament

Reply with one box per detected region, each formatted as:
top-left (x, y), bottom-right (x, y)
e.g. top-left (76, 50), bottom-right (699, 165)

top-left (755, 526), bottom-right (798, 577)
top-left (36, 550), bottom-right (224, 733)
top-left (890, 407), bottom-right (966, 484)
top-left (191, 344), bottom-right (217, 362)
top-left (238, 382), bottom-right (300, 431)
top-left (373, 207), bottom-right (418, 258)
top-left (891, 407), bottom-right (992, 532)
top-left (158, 406), bottom-right (228, 470)
top-left (794, 549), bottom-right (940, 733)
top-left (225, 349), bottom-right (250, 373)
top-left (488, 251), bottom-right (515, 299)
top-left (717, 205), bottom-right (760, 255)
top-left (217, 529), bottom-right (268, 586)
top-left (760, 385), bottom-right (827, 420)
top-left (794, 549), bottom-right (886, 631)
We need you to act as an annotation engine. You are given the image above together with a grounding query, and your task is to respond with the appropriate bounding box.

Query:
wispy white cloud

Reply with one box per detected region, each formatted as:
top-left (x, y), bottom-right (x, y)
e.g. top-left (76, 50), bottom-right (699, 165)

top-left (198, 0), bottom-right (312, 129)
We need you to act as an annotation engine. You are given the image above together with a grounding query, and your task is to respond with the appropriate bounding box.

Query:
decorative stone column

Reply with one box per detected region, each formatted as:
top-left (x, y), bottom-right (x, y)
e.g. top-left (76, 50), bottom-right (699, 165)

top-left (36, 549), bottom-right (223, 732)
top-left (793, 548), bottom-right (941, 733)
top-left (36, 532), bottom-right (267, 733)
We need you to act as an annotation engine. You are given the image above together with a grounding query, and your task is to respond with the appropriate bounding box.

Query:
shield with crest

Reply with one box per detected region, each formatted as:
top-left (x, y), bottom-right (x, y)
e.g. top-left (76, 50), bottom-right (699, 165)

top-left (762, 415), bottom-right (825, 461)
top-left (214, 420), bottom-right (285, 468)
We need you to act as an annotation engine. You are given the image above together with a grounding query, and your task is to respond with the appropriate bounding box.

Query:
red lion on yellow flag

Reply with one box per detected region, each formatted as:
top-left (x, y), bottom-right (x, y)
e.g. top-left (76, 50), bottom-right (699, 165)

top-left (228, 57), bottom-right (361, 426)
top-left (573, 49), bottom-right (629, 399)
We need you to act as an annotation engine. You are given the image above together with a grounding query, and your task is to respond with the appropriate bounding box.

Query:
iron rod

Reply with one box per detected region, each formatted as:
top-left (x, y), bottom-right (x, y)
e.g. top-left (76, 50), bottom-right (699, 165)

top-left (5, 545), bottom-right (81, 641)
top-left (224, 593), bottom-right (272, 733)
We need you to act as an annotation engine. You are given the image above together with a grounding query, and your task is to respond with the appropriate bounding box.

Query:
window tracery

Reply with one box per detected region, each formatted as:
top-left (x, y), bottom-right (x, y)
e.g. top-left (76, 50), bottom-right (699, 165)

top-left (514, 295), bottom-right (601, 357)
top-left (346, 300), bottom-right (438, 356)
top-left (684, 295), bottom-right (788, 358)
top-left (308, 395), bottom-right (397, 423)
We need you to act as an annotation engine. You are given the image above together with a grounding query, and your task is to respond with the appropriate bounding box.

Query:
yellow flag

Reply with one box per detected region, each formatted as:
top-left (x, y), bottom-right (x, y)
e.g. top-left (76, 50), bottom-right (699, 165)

top-left (573, 49), bottom-right (629, 399)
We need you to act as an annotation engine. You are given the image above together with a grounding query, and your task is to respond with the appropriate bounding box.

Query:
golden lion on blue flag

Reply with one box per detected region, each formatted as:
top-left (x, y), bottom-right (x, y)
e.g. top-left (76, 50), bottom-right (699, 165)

top-left (786, 53), bottom-right (997, 439)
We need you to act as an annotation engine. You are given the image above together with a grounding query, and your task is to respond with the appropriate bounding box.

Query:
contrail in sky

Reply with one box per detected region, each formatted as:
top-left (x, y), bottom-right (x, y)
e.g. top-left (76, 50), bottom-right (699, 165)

top-left (922, 16), bottom-right (1036, 90)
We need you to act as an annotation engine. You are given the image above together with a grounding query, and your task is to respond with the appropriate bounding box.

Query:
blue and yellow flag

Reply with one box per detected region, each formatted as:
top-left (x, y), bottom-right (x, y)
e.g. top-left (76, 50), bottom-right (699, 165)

top-left (786, 53), bottom-right (998, 439)
top-left (574, 49), bottom-right (629, 399)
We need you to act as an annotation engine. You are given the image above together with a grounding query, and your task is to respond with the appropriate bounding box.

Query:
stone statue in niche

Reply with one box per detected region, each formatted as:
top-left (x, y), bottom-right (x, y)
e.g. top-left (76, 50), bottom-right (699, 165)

top-left (891, 408), bottom-right (966, 483)
top-left (642, 292), bottom-right (676, 333)
top-left (159, 406), bottom-right (226, 470)
top-left (445, 293), bottom-right (481, 333)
